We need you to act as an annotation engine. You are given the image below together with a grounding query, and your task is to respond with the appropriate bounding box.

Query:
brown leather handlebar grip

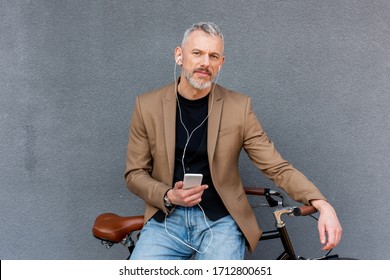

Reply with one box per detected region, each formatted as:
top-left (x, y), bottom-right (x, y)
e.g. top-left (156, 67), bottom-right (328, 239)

top-left (244, 187), bottom-right (266, 196)
top-left (293, 205), bottom-right (317, 216)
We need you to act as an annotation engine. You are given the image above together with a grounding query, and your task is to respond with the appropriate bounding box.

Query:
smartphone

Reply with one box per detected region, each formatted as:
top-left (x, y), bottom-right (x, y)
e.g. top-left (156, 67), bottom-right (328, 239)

top-left (183, 173), bottom-right (203, 189)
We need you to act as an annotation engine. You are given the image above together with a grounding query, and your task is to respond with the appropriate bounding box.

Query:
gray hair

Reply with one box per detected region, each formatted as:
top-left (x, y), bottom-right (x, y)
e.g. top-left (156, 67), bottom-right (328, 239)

top-left (181, 22), bottom-right (224, 46)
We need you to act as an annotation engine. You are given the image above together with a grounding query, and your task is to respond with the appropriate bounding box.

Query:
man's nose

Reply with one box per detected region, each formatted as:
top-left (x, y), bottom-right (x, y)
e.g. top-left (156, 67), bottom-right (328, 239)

top-left (200, 54), bottom-right (210, 67)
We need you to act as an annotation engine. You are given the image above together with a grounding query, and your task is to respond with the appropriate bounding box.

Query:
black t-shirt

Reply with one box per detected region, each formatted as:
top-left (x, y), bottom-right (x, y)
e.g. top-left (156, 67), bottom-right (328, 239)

top-left (153, 92), bottom-right (229, 222)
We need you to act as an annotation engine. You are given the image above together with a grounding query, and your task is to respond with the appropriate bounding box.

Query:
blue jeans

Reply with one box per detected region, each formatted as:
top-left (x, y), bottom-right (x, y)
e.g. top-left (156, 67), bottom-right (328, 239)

top-left (130, 206), bottom-right (245, 260)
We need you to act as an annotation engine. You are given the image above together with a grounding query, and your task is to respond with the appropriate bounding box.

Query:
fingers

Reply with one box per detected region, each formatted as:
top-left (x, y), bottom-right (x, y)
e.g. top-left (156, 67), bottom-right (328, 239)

top-left (318, 223), bottom-right (327, 247)
top-left (182, 191), bottom-right (203, 206)
top-left (318, 217), bottom-right (343, 251)
top-left (183, 185), bottom-right (208, 206)
top-left (171, 183), bottom-right (208, 207)
top-left (321, 226), bottom-right (342, 250)
top-left (311, 200), bottom-right (342, 250)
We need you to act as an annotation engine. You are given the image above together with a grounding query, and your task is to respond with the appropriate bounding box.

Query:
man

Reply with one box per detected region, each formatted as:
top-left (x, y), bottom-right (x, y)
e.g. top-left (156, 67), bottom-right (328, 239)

top-left (125, 22), bottom-right (342, 260)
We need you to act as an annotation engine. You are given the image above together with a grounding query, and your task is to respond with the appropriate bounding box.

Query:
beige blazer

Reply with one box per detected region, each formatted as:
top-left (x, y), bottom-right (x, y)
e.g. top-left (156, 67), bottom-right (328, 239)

top-left (125, 82), bottom-right (326, 252)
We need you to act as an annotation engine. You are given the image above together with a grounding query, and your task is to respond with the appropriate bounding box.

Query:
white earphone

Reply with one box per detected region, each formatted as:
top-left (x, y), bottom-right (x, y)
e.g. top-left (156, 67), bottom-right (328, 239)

top-left (176, 56), bottom-right (182, 65)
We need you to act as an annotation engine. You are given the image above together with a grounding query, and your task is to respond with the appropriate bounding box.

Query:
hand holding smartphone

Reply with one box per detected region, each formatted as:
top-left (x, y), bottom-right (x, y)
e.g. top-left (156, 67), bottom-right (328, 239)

top-left (183, 173), bottom-right (203, 189)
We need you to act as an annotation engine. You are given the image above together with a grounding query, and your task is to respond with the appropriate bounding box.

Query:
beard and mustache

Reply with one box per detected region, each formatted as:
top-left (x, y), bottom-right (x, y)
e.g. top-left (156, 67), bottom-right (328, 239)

top-left (183, 67), bottom-right (215, 91)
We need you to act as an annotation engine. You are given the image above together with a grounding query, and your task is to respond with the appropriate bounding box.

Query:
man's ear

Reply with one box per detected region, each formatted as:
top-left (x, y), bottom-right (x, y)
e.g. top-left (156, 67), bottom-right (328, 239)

top-left (174, 46), bottom-right (183, 65)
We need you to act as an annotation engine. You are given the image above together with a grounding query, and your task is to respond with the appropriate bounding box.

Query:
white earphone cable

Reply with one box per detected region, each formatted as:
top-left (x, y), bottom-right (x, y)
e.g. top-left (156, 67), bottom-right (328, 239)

top-left (174, 62), bottom-right (220, 175)
top-left (165, 61), bottom-right (221, 254)
top-left (164, 204), bottom-right (213, 254)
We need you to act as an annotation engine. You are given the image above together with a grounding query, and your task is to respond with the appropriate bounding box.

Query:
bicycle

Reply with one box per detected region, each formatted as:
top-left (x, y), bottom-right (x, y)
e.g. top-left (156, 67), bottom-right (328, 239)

top-left (92, 187), bottom-right (342, 260)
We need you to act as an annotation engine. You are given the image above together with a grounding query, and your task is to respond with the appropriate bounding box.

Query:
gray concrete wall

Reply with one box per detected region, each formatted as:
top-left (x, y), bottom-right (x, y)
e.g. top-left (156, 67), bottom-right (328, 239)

top-left (1, 0), bottom-right (389, 259)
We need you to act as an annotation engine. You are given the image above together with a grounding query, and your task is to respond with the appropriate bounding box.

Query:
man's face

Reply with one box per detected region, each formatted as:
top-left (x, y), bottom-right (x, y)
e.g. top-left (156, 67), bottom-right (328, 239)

top-left (179, 30), bottom-right (224, 90)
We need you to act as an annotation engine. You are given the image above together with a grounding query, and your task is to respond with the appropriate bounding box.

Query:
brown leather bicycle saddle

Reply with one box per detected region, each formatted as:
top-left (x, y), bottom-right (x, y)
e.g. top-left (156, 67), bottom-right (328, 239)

top-left (92, 213), bottom-right (144, 243)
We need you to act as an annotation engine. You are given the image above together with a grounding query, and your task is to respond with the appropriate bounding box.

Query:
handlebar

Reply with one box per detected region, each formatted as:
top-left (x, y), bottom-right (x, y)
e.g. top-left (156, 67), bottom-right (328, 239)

top-left (244, 187), bottom-right (282, 207)
top-left (293, 205), bottom-right (317, 216)
top-left (244, 187), bottom-right (317, 215)
top-left (244, 187), bottom-right (267, 196)
top-left (273, 205), bottom-right (317, 228)
top-left (244, 187), bottom-right (281, 196)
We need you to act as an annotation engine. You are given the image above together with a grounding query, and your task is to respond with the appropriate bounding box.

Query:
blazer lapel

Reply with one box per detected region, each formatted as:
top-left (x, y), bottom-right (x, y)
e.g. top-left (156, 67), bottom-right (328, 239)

top-left (207, 84), bottom-right (223, 169)
top-left (162, 83), bottom-right (177, 180)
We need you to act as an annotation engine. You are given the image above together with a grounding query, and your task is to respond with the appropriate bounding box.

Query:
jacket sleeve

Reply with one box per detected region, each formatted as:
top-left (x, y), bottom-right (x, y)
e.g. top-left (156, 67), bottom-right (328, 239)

top-left (242, 97), bottom-right (327, 205)
top-left (124, 96), bottom-right (172, 214)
